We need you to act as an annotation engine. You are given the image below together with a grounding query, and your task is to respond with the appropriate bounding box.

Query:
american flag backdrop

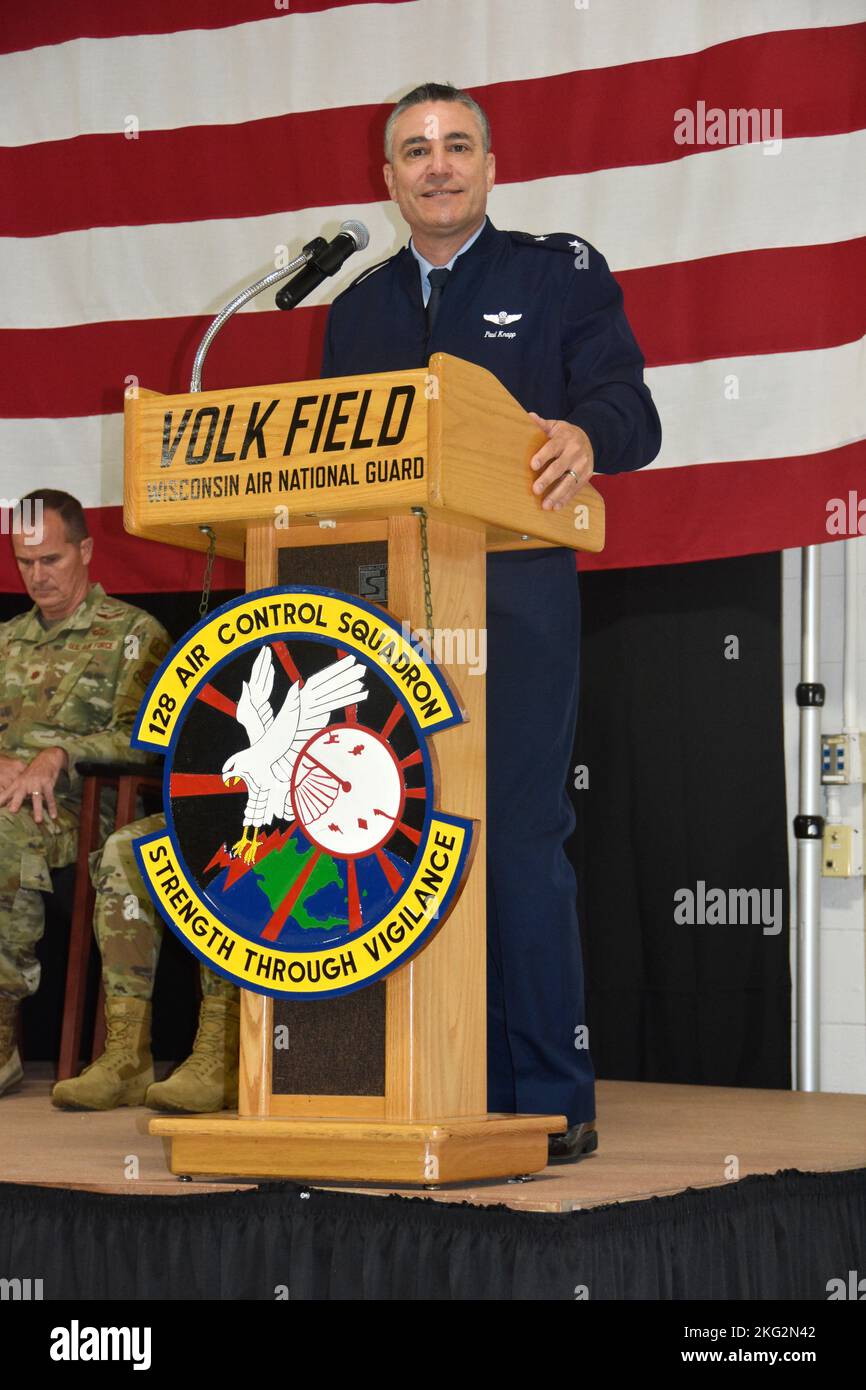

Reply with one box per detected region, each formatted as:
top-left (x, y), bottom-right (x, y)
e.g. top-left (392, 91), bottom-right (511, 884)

top-left (1, 0), bottom-right (864, 592)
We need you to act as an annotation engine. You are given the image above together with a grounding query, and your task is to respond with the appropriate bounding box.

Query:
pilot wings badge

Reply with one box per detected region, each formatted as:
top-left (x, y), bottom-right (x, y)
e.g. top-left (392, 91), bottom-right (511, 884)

top-left (483, 311), bottom-right (523, 326)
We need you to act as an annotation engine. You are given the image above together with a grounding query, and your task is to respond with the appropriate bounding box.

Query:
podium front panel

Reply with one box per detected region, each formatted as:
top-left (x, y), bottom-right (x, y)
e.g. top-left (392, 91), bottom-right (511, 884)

top-left (269, 541), bottom-right (390, 1110)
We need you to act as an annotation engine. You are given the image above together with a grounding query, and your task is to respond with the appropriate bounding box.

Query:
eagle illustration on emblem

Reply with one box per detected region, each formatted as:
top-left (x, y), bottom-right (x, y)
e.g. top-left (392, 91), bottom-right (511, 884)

top-left (222, 647), bottom-right (369, 865)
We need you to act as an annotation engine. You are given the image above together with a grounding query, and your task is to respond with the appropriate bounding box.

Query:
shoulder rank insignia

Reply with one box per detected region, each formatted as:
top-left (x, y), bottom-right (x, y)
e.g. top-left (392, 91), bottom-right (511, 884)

top-left (508, 229), bottom-right (589, 253)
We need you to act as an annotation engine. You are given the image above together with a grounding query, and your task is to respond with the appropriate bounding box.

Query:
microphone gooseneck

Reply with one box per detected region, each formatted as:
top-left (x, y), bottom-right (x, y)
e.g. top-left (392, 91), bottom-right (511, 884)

top-left (189, 238), bottom-right (326, 392)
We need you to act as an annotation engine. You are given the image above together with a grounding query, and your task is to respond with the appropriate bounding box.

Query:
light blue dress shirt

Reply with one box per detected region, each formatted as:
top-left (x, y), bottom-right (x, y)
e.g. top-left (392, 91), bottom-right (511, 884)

top-left (409, 220), bottom-right (486, 305)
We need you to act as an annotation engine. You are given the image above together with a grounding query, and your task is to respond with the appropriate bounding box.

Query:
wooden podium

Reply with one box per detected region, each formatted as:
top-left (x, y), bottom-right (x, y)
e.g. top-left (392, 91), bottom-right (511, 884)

top-left (124, 352), bottom-right (604, 1185)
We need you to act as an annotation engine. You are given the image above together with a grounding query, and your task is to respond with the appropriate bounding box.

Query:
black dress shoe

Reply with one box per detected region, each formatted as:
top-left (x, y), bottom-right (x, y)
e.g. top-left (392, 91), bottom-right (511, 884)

top-left (548, 1121), bottom-right (598, 1165)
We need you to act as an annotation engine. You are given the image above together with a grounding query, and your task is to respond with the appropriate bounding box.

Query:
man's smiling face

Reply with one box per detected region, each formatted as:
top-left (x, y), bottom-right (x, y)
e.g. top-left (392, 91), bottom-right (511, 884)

top-left (383, 100), bottom-right (495, 258)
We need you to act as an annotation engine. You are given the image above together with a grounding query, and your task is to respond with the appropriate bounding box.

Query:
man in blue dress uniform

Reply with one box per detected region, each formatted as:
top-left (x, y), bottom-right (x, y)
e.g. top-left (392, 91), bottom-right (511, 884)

top-left (322, 83), bottom-right (661, 1161)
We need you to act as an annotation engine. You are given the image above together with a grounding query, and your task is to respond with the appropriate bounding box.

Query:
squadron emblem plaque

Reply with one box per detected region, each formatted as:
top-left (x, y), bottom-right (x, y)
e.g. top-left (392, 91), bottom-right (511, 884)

top-left (132, 587), bottom-right (474, 998)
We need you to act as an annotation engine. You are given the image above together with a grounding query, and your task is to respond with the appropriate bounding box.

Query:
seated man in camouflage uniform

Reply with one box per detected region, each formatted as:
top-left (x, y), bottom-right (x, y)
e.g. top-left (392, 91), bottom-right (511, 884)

top-left (0, 489), bottom-right (237, 1111)
top-left (52, 812), bottom-right (239, 1112)
top-left (0, 489), bottom-right (169, 1095)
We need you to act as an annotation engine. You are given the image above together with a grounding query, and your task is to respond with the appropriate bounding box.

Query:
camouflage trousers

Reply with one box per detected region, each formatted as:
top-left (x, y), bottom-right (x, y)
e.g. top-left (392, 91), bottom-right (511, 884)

top-left (0, 802), bottom-right (82, 1002)
top-left (94, 813), bottom-right (235, 1001)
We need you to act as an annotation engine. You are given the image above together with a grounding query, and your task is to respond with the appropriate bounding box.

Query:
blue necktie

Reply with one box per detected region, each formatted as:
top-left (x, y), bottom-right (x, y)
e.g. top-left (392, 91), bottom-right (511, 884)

top-left (426, 267), bottom-right (451, 336)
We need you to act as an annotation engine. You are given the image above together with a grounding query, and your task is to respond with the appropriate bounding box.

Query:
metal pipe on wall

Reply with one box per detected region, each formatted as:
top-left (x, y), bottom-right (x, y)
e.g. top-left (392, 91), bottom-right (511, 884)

top-left (843, 538), bottom-right (860, 736)
top-left (795, 545), bottom-right (823, 1091)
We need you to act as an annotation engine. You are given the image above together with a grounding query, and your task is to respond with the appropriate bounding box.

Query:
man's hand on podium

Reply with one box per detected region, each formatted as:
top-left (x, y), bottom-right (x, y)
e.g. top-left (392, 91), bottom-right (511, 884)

top-left (527, 412), bottom-right (595, 511)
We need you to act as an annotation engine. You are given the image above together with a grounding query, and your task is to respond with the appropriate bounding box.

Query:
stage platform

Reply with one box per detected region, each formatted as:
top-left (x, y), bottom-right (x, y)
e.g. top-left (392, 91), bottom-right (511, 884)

top-left (3, 1068), bottom-right (864, 1211)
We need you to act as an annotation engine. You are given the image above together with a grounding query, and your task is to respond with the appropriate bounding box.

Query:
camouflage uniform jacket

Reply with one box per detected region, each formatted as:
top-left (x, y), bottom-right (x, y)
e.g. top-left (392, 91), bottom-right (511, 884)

top-left (0, 582), bottom-right (170, 801)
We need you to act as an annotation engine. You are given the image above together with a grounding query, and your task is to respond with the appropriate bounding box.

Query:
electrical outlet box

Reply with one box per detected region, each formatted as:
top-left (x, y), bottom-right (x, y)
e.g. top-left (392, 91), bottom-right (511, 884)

top-left (822, 824), bottom-right (864, 877)
top-left (821, 733), bottom-right (865, 786)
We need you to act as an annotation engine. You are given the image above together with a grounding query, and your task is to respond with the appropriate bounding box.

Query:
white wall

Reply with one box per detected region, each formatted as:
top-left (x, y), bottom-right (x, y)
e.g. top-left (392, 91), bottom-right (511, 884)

top-left (783, 539), bottom-right (866, 1093)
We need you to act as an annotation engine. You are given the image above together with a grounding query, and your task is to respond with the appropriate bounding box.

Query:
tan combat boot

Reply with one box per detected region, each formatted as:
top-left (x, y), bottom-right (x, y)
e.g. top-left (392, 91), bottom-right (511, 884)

top-left (145, 996), bottom-right (239, 1113)
top-left (0, 998), bottom-right (23, 1097)
top-left (51, 997), bottom-right (153, 1110)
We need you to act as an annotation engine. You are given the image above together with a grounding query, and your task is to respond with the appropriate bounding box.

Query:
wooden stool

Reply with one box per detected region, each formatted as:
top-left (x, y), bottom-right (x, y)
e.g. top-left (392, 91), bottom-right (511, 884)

top-left (56, 761), bottom-right (162, 1081)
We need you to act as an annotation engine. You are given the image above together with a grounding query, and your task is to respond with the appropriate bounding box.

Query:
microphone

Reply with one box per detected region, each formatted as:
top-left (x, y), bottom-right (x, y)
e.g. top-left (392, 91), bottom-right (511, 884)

top-left (275, 220), bottom-right (370, 310)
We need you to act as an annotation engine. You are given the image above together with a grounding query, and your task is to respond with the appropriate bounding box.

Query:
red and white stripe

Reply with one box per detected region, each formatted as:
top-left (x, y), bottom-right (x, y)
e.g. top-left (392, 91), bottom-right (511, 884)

top-left (2, 0), bottom-right (864, 589)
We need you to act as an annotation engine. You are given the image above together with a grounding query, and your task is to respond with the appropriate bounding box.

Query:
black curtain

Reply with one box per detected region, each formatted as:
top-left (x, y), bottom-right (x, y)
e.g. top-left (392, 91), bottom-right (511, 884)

top-left (6, 554), bottom-right (791, 1083)
top-left (1, 1169), bottom-right (863, 1299)
top-left (571, 553), bottom-right (791, 1088)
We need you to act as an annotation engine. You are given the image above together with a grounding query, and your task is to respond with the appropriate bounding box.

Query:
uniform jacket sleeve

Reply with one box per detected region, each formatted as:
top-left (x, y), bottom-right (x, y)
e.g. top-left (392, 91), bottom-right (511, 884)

top-left (562, 247), bottom-right (661, 474)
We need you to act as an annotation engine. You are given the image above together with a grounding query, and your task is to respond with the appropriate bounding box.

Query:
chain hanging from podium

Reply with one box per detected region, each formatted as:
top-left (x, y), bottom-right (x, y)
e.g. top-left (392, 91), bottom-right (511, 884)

top-left (412, 507), bottom-right (435, 635)
top-left (198, 525), bottom-right (217, 617)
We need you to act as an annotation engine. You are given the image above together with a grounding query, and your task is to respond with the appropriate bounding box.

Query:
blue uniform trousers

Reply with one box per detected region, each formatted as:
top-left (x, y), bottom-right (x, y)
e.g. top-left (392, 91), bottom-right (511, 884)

top-left (485, 548), bottom-right (595, 1125)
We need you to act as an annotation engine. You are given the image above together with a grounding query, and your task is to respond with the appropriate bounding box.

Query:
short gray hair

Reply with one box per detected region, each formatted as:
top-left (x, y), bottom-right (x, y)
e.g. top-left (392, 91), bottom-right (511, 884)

top-left (20, 489), bottom-right (88, 543)
top-left (384, 82), bottom-right (491, 162)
